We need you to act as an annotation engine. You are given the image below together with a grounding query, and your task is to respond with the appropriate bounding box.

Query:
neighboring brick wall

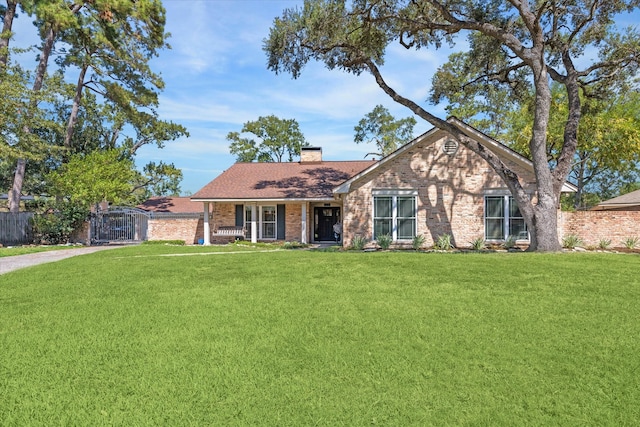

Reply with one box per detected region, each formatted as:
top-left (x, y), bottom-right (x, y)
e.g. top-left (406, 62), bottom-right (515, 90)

top-left (558, 210), bottom-right (640, 247)
top-left (343, 134), bottom-right (537, 248)
top-left (148, 217), bottom-right (204, 244)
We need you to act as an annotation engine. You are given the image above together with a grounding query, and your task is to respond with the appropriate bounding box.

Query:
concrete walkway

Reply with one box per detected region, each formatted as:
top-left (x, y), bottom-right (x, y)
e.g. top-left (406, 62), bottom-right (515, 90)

top-left (0, 246), bottom-right (121, 275)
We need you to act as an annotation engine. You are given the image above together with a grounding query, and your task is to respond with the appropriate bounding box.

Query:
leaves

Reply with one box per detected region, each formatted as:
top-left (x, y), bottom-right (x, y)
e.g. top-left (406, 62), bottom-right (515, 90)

top-left (354, 105), bottom-right (416, 157)
top-left (227, 115), bottom-right (308, 162)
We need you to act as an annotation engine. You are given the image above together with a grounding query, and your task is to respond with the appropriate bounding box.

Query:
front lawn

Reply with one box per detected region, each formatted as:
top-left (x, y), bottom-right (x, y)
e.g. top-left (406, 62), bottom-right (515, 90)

top-left (1, 246), bottom-right (639, 425)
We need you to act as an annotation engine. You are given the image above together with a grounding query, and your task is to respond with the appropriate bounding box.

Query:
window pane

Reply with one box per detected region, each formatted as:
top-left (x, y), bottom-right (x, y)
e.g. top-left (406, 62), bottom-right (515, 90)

top-left (398, 218), bottom-right (415, 239)
top-left (485, 197), bottom-right (503, 218)
top-left (374, 219), bottom-right (392, 238)
top-left (262, 206), bottom-right (276, 222)
top-left (485, 218), bottom-right (504, 240)
top-left (509, 219), bottom-right (528, 239)
top-left (397, 197), bottom-right (415, 218)
top-left (262, 222), bottom-right (275, 238)
top-left (374, 197), bottom-right (392, 218)
top-left (509, 197), bottom-right (523, 218)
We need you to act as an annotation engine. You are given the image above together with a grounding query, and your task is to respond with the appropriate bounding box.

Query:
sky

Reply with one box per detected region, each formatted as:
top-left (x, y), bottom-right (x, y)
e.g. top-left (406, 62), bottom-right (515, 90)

top-left (135, 0), bottom-right (449, 194)
top-left (10, 1), bottom-right (640, 195)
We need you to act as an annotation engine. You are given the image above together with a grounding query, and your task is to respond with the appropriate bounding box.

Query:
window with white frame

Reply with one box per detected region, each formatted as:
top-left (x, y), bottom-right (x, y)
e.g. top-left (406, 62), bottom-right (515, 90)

top-left (373, 191), bottom-right (417, 240)
top-left (245, 205), bottom-right (277, 239)
top-left (484, 195), bottom-right (528, 241)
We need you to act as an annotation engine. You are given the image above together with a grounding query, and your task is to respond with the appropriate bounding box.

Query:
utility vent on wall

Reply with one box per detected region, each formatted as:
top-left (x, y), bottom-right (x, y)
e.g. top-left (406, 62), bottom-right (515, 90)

top-left (443, 139), bottom-right (459, 156)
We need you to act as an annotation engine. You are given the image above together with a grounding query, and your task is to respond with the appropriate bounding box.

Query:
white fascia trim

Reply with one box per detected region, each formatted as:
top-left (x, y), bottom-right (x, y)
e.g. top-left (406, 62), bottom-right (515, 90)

top-left (190, 198), bottom-right (333, 203)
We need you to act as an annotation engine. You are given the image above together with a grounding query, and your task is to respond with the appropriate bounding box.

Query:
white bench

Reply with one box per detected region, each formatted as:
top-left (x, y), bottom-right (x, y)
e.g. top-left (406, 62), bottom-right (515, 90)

top-left (212, 226), bottom-right (246, 238)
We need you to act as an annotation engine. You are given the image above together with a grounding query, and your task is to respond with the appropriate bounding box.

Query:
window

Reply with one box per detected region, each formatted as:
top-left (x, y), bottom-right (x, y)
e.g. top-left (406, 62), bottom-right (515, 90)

top-left (484, 196), bottom-right (528, 241)
top-left (244, 205), bottom-right (277, 239)
top-left (373, 192), bottom-right (417, 240)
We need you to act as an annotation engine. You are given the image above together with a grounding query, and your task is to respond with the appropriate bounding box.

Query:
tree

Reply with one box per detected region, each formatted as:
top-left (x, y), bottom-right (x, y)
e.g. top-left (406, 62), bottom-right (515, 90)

top-left (264, 0), bottom-right (640, 251)
top-left (503, 86), bottom-right (640, 209)
top-left (47, 149), bottom-right (137, 208)
top-left (227, 115), bottom-right (308, 162)
top-left (354, 105), bottom-right (416, 157)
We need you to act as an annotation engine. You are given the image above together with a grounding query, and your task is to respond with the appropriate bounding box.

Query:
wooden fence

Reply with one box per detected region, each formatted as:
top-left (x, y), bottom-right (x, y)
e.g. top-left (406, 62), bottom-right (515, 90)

top-left (0, 212), bottom-right (34, 246)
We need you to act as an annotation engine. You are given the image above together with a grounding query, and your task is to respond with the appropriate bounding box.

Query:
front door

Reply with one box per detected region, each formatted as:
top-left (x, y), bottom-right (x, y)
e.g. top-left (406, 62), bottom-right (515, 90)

top-left (314, 207), bottom-right (340, 242)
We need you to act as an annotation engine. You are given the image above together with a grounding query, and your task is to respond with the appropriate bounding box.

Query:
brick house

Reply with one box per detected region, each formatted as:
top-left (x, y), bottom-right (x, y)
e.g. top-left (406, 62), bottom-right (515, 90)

top-left (192, 118), bottom-right (578, 248)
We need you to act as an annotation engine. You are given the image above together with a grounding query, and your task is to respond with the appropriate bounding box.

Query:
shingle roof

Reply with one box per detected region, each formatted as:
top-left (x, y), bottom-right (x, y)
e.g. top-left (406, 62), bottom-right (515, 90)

top-left (592, 189), bottom-right (640, 210)
top-left (138, 196), bottom-right (201, 213)
top-left (192, 161), bottom-right (376, 200)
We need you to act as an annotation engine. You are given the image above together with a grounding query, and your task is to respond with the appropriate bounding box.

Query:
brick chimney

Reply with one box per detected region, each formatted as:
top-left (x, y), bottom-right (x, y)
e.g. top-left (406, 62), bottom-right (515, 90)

top-left (300, 147), bottom-right (322, 163)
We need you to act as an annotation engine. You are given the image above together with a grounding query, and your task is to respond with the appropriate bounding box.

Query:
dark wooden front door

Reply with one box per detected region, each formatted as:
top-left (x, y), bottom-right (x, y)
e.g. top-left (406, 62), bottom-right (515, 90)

top-left (314, 207), bottom-right (340, 241)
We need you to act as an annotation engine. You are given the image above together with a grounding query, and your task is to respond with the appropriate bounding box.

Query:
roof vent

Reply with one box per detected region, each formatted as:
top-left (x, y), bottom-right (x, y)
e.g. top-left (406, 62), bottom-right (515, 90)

top-left (300, 147), bottom-right (322, 163)
top-left (443, 139), bottom-right (459, 156)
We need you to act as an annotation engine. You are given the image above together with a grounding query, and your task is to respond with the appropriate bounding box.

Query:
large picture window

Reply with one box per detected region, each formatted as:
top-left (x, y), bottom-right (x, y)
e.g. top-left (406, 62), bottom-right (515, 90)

top-left (373, 192), bottom-right (417, 240)
top-left (484, 196), bottom-right (528, 241)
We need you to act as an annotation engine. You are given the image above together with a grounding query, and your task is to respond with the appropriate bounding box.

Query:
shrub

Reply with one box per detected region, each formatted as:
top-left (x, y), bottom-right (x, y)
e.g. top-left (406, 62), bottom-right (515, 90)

top-left (434, 233), bottom-right (453, 250)
top-left (623, 236), bottom-right (639, 249)
top-left (412, 234), bottom-right (426, 250)
top-left (376, 234), bottom-right (392, 250)
top-left (32, 201), bottom-right (88, 245)
top-left (470, 237), bottom-right (486, 251)
top-left (351, 234), bottom-right (367, 251)
top-left (502, 235), bottom-right (516, 250)
top-left (282, 241), bottom-right (308, 249)
top-left (598, 239), bottom-right (612, 250)
top-left (143, 240), bottom-right (185, 246)
top-left (562, 234), bottom-right (583, 249)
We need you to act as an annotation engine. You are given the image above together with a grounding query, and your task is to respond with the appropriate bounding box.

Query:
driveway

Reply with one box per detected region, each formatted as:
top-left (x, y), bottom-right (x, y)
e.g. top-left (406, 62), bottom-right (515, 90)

top-left (0, 246), bottom-right (121, 275)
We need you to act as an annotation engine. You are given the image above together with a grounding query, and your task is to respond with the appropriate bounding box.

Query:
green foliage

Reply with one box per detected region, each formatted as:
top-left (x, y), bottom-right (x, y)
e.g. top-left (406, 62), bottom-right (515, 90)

top-left (376, 233), bottom-right (392, 250)
top-left (32, 200), bottom-right (88, 245)
top-left (412, 234), bottom-right (426, 250)
top-left (227, 115), bottom-right (308, 162)
top-left (502, 235), bottom-right (516, 250)
top-left (562, 234), bottom-right (584, 249)
top-left (47, 149), bottom-right (137, 207)
top-left (623, 237), bottom-right (639, 249)
top-left (354, 105), bottom-right (416, 157)
top-left (598, 239), bottom-right (612, 250)
top-left (434, 233), bottom-right (453, 250)
top-left (350, 234), bottom-right (367, 250)
top-left (470, 237), bottom-right (486, 251)
top-left (142, 240), bottom-right (186, 246)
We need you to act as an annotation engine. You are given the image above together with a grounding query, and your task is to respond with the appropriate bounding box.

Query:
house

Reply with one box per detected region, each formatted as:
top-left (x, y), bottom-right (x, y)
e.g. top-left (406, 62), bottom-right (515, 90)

top-left (192, 118), bottom-right (576, 248)
top-left (590, 189), bottom-right (640, 211)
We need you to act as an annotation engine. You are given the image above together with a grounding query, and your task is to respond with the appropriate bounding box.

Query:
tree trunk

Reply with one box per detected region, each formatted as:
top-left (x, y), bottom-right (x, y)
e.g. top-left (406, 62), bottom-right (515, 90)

top-left (8, 25), bottom-right (57, 212)
top-left (64, 63), bottom-right (89, 150)
top-left (0, 0), bottom-right (17, 70)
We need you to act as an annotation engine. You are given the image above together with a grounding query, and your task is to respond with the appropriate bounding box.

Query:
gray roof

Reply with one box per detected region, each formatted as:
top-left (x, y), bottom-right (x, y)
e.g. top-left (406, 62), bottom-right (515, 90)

top-left (592, 189), bottom-right (640, 210)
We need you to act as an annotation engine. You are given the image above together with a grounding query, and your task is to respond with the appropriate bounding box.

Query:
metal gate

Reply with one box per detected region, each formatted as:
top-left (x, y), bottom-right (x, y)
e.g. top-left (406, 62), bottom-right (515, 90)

top-left (90, 207), bottom-right (149, 244)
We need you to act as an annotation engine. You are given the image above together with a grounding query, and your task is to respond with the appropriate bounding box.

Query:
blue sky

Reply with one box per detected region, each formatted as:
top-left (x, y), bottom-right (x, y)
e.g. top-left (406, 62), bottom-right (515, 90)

top-left (139, 0), bottom-right (448, 194)
top-left (11, 1), bottom-right (639, 194)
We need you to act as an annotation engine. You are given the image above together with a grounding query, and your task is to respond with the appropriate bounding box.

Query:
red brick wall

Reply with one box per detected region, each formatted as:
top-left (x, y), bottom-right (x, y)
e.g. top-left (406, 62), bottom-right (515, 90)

top-left (148, 217), bottom-right (204, 244)
top-left (558, 210), bottom-right (640, 247)
top-left (343, 133), bottom-right (537, 248)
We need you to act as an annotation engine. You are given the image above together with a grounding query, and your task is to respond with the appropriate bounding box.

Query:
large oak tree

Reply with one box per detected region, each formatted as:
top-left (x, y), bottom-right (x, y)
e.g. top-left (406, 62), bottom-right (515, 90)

top-left (264, 0), bottom-right (640, 251)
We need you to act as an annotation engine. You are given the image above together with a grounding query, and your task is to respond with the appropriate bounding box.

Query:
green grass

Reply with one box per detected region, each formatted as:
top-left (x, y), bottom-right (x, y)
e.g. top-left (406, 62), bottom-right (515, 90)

top-left (0, 245), bottom-right (82, 258)
top-left (1, 247), bottom-right (639, 425)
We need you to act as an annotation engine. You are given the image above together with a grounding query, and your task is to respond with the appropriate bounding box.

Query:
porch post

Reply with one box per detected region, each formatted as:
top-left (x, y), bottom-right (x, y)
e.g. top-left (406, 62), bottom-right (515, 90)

top-left (203, 202), bottom-right (211, 245)
top-left (250, 203), bottom-right (257, 243)
top-left (301, 203), bottom-right (307, 244)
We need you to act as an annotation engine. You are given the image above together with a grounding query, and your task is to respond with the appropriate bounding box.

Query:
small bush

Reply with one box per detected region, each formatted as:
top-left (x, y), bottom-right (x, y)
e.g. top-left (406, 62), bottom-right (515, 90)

top-left (470, 237), bottom-right (486, 251)
top-left (143, 240), bottom-right (185, 246)
top-left (377, 234), bottom-right (392, 250)
top-left (502, 235), bottom-right (516, 250)
top-left (32, 201), bottom-right (88, 245)
top-left (598, 239), bottom-right (612, 250)
top-left (412, 234), bottom-right (426, 250)
top-left (623, 236), bottom-right (639, 249)
top-left (434, 234), bottom-right (453, 250)
top-left (282, 241), bottom-right (308, 249)
top-left (562, 234), bottom-right (583, 249)
top-left (351, 234), bottom-right (367, 251)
